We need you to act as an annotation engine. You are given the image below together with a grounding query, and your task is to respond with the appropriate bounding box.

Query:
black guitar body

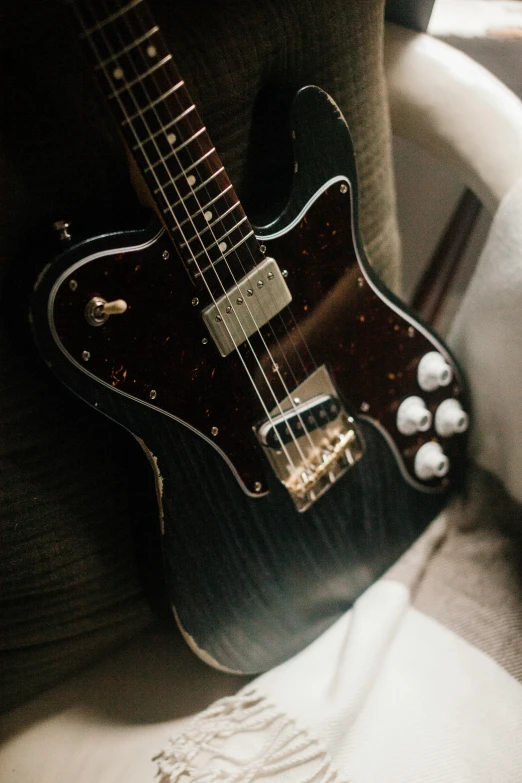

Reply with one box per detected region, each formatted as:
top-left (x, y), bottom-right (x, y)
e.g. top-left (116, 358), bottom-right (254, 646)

top-left (31, 87), bottom-right (467, 673)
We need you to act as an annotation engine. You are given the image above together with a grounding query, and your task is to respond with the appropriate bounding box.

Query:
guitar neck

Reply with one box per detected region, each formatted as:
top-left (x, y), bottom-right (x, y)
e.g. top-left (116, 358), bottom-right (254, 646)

top-left (73, 0), bottom-right (261, 293)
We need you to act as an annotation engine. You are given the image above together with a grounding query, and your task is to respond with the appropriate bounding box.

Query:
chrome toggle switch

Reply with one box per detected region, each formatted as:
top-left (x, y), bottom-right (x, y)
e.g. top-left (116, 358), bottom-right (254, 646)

top-left (85, 297), bottom-right (128, 327)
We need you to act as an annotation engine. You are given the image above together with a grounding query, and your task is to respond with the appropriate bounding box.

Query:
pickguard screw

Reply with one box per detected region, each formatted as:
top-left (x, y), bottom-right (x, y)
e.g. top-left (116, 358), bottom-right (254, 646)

top-left (192, 297), bottom-right (199, 306)
top-left (267, 271), bottom-right (274, 280)
top-left (246, 288), bottom-right (253, 296)
top-left (211, 426), bottom-right (219, 436)
top-left (82, 350), bottom-right (90, 361)
top-left (69, 279), bottom-right (78, 291)
top-left (236, 297), bottom-right (243, 305)
top-left (340, 183), bottom-right (348, 194)
top-left (162, 250), bottom-right (170, 260)
top-left (259, 244), bottom-right (266, 254)
top-left (357, 277), bottom-right (364, 288)
top-left (360, 401), bottom-right (370, 412)
top-left (257, 280), bottom-right (264, 289)
top-left (215, 314), bottom-right (222, 322)
top-left (150, 389), bottom-right (157, 400)
top-left (254, 481), bottom-right (262, 492)
top-left (282, 269), bottom-right (288, 278)
top-left (202, 337), bottom-right (208, 344)
top-left (408, 326), bottom-right (415, 337)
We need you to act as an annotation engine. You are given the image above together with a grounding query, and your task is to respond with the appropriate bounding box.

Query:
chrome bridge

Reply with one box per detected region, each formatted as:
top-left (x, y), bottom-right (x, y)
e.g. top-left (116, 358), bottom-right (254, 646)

top-left (256, 365), bottom-right (364, 512)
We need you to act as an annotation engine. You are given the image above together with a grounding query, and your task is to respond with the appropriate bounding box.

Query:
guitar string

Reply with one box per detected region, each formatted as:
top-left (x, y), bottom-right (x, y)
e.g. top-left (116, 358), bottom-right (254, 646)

top-left (116, 6), bottom-right (324, 460)
top-left (101, 3), bottom-right (368, 544)
top-left (76, 0), bottom-right (304, 478)
top-left (76, 1), bottom-right (305, 480)
top-left (87, 0), bottom-right (342, 482)
top-left (98, 0), bottom-right (318, 471)
top-left (85, 0), bottom-right (343, 484)
top-left (118, 3), bottom-right (329, 457)
top-left (92, 0), bottom-right (321, 467)
top-left (86, 0), bottom-right (326, 460)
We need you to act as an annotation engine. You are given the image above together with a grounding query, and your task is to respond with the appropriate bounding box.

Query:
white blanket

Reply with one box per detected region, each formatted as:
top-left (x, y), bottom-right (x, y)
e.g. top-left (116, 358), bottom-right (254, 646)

top-left (156, 580), bottom-right (522, 783)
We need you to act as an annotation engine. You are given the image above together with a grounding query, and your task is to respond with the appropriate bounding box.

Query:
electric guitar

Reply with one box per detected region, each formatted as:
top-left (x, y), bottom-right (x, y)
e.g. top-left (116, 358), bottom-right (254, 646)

top-left (31, 0), bottom-right (469, 673)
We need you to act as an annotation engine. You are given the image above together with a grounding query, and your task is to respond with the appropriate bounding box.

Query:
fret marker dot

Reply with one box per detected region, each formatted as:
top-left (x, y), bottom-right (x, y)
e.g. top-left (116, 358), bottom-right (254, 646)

top-left (113, 67), bottom-right (124, 80)
top-left (219, 241), bottom-right (227, 252)
top-left (166, 133), bottom-right (177, 145)
top-left (204, 210), bottom-right (213, 222)
top-left (187, 175), bottom-right (196, 186)
top-left (146, 45), bottom-right (157, 58)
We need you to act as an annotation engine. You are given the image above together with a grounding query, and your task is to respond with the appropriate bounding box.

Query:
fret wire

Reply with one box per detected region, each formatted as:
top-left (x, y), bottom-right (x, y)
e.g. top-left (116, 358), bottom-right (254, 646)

top-left (108, 54), bottom-right (172, 97)
top-left (80, 0), bottom-right (144, 37)
top-left (172, 146), bottom-right (215, 177)
top-left (189, 217), bottom-right (249, 260)
top-left (178, 201), bottom-right (241, 247)
top-left (78, 3), bottom-right (257, 282)
top-left (170, 125), bottom-right (206, 154)
top-left (94, 25), bottom-right (159, 69)
top-left (82, 3), bottom-right (256, 280)
top-left (143, 127), bottom-right (206, 171)
top-left (131, 105), bottom-right (196, 149)
top-left (194, 231), bottom-right (256, 277)
top-left (121, 80), bottom-right (184, 124)
top-left (151, 146), bottom-right (216, 183)
top-left (174, 184), bottom-right (234, 229)
top-left (156, 165), bottom-right (225, 198)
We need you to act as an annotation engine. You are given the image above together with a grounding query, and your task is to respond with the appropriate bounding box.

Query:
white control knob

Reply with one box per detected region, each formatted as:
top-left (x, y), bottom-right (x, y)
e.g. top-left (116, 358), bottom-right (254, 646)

top-left (417, 351), bottom-right (453, 392)
top-left (414, 442), bottom-right (450, 480)
top-left (396, 396), bottom-right (432, 435)
top-left (435, 398), bottom-right (469, 437)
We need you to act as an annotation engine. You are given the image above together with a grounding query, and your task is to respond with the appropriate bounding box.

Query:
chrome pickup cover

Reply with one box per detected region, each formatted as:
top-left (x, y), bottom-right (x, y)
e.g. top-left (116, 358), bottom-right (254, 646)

top-left (202, 257), bottom-right (292, 357)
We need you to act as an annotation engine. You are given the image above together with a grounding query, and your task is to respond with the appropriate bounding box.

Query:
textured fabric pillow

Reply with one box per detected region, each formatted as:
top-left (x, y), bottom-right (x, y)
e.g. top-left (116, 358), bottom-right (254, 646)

top-left (0, 0), bottom-right (400, 711)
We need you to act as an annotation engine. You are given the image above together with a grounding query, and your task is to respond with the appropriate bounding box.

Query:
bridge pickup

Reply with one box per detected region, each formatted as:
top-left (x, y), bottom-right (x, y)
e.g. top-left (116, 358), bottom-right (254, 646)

top-left (255, 365), bottom-right (364, 512)
top-left (258, 395), bottom-right (342, 449)
top-left (202, 257), bottom-right (292, 357)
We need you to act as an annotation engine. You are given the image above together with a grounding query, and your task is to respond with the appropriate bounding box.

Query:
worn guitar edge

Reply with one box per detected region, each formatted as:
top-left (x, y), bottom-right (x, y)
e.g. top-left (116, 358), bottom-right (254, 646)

top-left (134, 434), bottom-right (244, 674)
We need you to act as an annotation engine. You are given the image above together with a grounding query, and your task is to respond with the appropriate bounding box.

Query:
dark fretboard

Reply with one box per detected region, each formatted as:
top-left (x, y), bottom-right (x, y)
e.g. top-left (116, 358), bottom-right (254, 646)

top-left (73, 0), bottom-right (262, 294)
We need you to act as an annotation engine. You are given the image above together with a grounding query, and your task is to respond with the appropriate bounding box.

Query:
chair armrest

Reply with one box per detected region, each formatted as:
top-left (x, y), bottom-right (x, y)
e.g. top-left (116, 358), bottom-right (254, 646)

top-left (384, 23), bottom-right (522, 212)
